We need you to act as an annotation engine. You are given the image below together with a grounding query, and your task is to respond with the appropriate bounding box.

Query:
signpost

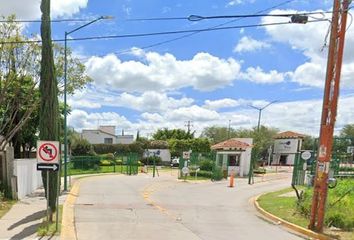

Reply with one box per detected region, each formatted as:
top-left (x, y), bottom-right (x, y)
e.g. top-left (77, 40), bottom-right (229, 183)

top-left (36, 141), bottom-right (60, 231)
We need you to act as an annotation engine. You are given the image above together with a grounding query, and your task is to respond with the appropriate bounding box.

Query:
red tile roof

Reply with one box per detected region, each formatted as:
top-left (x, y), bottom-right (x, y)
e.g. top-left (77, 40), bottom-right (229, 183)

top-left (211, 138), bottom-right (251, 151)
top-left (274, 131), bottom-right (306, 139)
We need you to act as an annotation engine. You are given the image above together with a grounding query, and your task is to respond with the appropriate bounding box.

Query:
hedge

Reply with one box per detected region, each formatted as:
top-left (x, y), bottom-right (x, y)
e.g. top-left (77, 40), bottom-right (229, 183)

top-left (93, 143), bottom-right (144, 155)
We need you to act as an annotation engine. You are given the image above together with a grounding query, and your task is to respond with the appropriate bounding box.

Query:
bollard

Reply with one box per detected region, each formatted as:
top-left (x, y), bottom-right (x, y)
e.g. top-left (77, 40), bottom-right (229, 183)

top-left (229, 173), bottom-right (235, 188)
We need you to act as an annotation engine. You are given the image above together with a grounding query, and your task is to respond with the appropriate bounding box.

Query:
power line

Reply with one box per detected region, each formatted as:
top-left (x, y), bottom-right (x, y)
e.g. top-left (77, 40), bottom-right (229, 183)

top-left (0, 19), bottom-right (329, 45)
top-left (0, 18), bottom-right (109, 23)
top-left (129, 10), bottom-right (337, 22)
top-left (99, 0), bottom-right (298, 56)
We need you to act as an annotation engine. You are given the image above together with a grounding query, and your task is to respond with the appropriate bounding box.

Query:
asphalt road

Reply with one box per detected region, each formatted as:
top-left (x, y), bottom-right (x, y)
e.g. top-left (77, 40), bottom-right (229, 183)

top-left (74, 172), bottom-right (305, 240)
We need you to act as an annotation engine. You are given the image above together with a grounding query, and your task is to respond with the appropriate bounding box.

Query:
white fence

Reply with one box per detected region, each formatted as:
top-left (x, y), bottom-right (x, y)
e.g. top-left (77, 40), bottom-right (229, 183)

top-left (13, 158), bottom-right (42, 199)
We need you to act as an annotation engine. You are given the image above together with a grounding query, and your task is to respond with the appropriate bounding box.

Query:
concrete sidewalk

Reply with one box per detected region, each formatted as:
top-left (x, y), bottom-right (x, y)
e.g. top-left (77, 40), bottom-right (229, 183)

top-left (0, 187), bottom-right (65, 240)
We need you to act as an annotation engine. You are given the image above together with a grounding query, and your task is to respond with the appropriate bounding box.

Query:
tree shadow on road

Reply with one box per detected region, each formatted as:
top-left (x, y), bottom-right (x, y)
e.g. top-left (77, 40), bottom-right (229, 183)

top-left (7, 210), bottom-right (46, 230)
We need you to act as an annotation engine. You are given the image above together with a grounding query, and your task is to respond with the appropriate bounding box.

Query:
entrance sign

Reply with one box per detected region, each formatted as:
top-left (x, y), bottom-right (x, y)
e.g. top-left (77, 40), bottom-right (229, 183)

top-left (37, 141), bottom-right (59, 163)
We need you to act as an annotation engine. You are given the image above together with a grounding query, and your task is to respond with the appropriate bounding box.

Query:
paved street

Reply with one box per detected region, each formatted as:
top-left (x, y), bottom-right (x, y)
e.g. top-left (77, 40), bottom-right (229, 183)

top-left (74, 172), bottom-right (305, 240)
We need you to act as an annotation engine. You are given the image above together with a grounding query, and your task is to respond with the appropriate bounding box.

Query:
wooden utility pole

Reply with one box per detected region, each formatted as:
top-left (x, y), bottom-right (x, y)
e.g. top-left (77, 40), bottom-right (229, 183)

top-left (309, 0), bottom-right (350, 232)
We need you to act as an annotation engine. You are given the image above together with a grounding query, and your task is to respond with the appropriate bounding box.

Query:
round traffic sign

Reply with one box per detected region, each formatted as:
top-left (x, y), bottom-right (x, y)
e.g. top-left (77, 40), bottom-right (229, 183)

top-left (301, 151), bottom-right (311, 160)
top-left (182, 166), bottom-right (189, 175)
top-left (39, 143), bottom-right (58, 162)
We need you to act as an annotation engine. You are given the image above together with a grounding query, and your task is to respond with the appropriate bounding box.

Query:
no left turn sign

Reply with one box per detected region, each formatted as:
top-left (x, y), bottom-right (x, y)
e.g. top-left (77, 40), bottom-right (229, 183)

top-left (37, 141), bottom-right (59, 163)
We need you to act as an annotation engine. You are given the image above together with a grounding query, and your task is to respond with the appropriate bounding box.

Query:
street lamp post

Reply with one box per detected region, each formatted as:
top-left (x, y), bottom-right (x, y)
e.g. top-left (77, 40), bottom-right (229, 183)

top-left (63, 16), bottom-right (113, 191)
top-left (248, 100), bottom-right (278, 184)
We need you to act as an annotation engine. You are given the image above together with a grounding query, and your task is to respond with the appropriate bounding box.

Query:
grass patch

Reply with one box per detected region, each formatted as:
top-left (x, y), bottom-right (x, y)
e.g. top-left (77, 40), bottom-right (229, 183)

top-left (257, 183), bottom-right (354, 240)
top-left (258, 188), bottom-right (309, 228)
top-left (37, 205), bottom-right (63, 237)
top-left (0, 199), bottom-right (16, 219)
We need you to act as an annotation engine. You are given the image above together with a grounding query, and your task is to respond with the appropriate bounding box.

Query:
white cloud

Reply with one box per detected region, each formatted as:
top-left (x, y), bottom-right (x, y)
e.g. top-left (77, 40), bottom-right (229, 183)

top-left (227, 0), bottom-right (255, 7)
top-left (262, 9), bottom-right (354, 89)
top-left (0, 0), bottom-right (88, 19)
top-left (69, 88), bottom-right (194, 113)
top-left (68, 110), bottom-right (132, 132)
top-left (239, 66), bottom-right (287, 84)
top-left (85, 50), bottom-right (242, 92)
top-left (165, 105), bottom-right (220, 122)
top-left (204, 98), bottom-right (240, 110)
top-left (234, 36), bottom-right (270, 53)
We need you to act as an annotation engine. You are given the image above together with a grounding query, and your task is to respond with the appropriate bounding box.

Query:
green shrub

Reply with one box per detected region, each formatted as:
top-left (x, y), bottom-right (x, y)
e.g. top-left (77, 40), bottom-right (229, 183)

top-left (106, 153), bottom-right (115, 160)
top-left (190, 170), bottom-right (212, 178)
top-left (71, 138), bottom-right (95, 156)
top-left (141, 156), bottom-right (162, 165)
top-left (93, 143), bottom-right (144, 155)
top-left (296, 179), bottom-right (354, 230)
top-left (211, 166), bottom-right (224, 181)
top-left (115, 159), bottom-right (123, 165)
top-left (199, 159), bottom-right (214, 171)
top-left (71, 156), bottom-right (101, 169)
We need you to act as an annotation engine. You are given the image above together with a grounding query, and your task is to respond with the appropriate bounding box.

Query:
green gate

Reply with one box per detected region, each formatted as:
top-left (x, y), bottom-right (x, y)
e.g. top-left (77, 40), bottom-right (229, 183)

top-left (292, 152), bottom-right (307, 185)
top-left (68, 153), bottom-right (140, 176)
top-left (310, 137), bottom-right (354, 178)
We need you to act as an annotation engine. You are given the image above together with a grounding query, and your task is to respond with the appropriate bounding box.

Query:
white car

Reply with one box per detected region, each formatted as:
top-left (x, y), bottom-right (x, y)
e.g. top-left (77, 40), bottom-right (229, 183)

top-left (171, 157), bottom-right (179, 167)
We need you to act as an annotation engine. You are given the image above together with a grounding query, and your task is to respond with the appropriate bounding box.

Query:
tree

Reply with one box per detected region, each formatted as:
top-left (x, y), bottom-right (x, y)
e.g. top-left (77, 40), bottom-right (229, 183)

top-left (39, 0), bottom-right (59, 220)
top-left (153, 128), bottom-right (194, 140)
top-left (302, 135), bottom-right (316, 150)
top-left (0, 16), bottom-right (91, 153)
top-left (340, 124), bottom-right (354, 138)
top-left (200, 126), bottom-right (238, 144)
top-left (201, 125), bottom-right (278, 160)
top-left (0, 16), bottom-right (39, 151)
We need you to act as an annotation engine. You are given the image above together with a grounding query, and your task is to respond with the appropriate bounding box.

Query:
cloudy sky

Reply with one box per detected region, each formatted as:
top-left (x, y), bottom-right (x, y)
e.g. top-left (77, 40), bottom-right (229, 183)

top-left (2, 0), bottom-right (354, 137)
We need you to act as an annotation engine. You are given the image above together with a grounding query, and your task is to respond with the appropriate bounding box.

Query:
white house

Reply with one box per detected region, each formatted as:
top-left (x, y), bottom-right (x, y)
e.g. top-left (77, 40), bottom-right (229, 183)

top-left (82, 126), bottom-right (134, 145)
top-left (211, 138), bottom-right (253, 177)
top-left (273, 131), bottom-right (305, 165)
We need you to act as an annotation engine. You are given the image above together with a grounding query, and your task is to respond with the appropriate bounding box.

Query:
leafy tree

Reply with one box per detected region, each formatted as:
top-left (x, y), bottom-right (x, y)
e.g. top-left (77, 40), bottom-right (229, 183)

top-left (0, 16), bottom-right (90, 153)
top-left (340, 124), bottom-right (354, 138)
top-left (200, 126), bottom-right (239, 144)
top-left (168, 138), bottom-right (210, 156)
top-left (201, 125), bottom-right (278, 160)
top-left (39, 0), bottom-right (59, 220)
top-left (302, 135), bottom-right (316, 150)
top-left (153, 128), bottom-right (194, 140)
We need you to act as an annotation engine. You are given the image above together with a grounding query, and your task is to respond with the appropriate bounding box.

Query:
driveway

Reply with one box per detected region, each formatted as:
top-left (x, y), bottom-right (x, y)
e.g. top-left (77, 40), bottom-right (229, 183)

top-left (73, 172), bottom-right (305, 240)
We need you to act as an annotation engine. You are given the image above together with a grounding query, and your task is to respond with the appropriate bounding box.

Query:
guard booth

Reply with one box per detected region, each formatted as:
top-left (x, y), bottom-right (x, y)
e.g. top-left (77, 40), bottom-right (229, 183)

top-left (273, 131), bottom-right (305, 166)
top-left (211, 138), bottom-right (253, 177)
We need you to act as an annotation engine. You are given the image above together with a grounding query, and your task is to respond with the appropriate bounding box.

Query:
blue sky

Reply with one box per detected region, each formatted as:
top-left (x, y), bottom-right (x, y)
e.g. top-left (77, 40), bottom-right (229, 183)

top-left (2, 0), bottom-right (354, 137)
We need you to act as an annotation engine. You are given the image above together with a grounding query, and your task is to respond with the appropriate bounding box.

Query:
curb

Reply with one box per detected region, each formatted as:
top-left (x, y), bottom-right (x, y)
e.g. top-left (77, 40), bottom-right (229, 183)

top-left (253, 194), bottom-right (332, 240)
top-left (61, 180), bottom-right (81, 240)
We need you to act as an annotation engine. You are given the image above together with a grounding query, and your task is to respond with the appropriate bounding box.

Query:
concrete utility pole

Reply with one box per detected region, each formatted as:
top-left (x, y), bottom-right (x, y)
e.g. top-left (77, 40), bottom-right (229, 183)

top-left (309, 0), bottom-right (350, 232)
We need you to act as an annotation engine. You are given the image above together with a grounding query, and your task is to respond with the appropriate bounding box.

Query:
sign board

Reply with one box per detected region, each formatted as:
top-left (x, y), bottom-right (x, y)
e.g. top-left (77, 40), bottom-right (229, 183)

top-left (273, 139), bottom-right (299, 154)
top-left (37, 141), bottom-right (60, 163)
top-left (301, 151), bottom-right (312, 160)
top-left (183, 151), bottom-right (190, 159)
top-left (182, 166), bottom-right (189, 175)
top-left (37, 163), bottom-right (60, 172)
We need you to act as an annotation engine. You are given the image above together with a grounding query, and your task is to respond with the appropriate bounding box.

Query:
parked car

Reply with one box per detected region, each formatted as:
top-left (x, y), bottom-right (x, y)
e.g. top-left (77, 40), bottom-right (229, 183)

top-left (171, 157), bottom-right (179, 167)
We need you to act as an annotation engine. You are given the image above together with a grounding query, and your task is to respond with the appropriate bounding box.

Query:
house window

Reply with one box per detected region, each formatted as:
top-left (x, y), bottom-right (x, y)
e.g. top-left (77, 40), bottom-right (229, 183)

top-left (104, 138), bottom-right (113, 144)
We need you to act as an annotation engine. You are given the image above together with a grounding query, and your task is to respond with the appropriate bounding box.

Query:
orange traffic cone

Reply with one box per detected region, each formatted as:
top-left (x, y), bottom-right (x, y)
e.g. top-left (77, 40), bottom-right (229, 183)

top-left (229, 174), bottom-right (234, 188)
